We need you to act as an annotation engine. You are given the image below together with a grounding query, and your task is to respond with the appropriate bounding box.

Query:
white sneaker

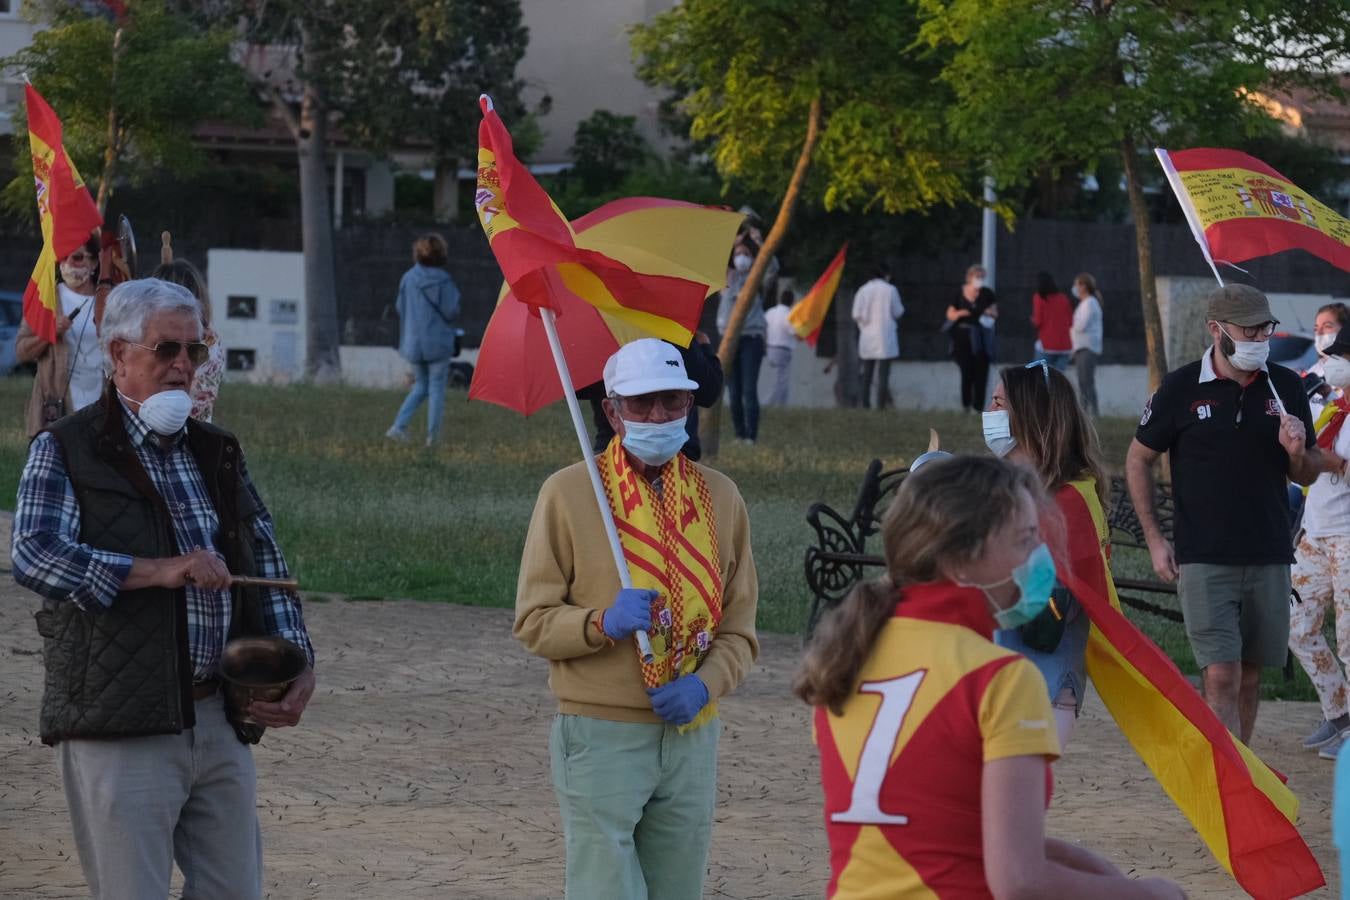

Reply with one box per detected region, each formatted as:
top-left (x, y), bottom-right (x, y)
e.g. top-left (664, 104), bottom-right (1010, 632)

top-left (385, 426), bottom-right (410, 443)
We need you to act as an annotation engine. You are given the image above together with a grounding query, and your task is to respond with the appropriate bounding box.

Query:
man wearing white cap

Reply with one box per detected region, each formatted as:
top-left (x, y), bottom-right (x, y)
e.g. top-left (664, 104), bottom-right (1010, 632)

top-left (514, 338), bottom-right (760, 900)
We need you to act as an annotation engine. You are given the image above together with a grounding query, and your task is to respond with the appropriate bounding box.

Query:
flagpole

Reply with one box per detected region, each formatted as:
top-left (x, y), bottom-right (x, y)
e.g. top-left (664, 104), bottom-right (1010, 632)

top-left (538, 305), bottom-right (656, 664)
top-left (1154, 148), bottom-right (1286, 415)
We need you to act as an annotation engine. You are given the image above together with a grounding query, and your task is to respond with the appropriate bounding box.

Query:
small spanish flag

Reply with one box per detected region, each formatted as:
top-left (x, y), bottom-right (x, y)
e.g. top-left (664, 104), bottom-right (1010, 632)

top-left (1157, 147), bottom-right (1350, 279)
top-left (21, 84), bottom-right (102, 344)
top-left (474, 95), bottom-right (711, 347)
top-left (788, 243), bottom-right (847, 346)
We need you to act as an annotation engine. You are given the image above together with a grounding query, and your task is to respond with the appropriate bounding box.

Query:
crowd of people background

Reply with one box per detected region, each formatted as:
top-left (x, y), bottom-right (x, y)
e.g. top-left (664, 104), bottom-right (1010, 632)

top-left (8, 221), bottom-right (1346, 899)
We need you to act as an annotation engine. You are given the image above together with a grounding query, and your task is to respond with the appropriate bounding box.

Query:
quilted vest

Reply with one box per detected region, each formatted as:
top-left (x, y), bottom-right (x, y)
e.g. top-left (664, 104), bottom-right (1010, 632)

top-left (35, 389), bottom-right (266, 745)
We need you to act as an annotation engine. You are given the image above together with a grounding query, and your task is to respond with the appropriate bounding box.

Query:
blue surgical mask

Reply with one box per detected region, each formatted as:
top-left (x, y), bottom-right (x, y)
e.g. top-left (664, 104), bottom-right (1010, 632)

top-left (987, 543), bottom-right (1057, 629)
top-left (982, 410), bottom-right (1017, 458)
top-left (621, 417), bottom-right (688, 467)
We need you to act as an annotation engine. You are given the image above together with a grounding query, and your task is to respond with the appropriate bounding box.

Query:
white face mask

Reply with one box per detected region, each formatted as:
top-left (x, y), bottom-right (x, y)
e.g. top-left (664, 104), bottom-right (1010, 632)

top-left (733, 253), bottom-right (752, 272)
top-left (1218, 325), bottom-right (1269, 372)
top-left (1316, 331), bottom-right (1339, 353)
top-left (982, 409), bottom-right (1017, 457)
top-left (60, 261), bottom-right (92, 287)
top-left (1325, 357), bottom-right (1350, 388)
top-left (123, 389), bottom-right (193, 436)
top-left (970, 277), bottom-right (985, 290)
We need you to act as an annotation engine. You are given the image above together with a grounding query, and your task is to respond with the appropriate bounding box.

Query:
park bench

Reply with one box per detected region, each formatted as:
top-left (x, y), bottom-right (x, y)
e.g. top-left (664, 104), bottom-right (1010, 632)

top-left (803, 460), bottom-right (1181, 636)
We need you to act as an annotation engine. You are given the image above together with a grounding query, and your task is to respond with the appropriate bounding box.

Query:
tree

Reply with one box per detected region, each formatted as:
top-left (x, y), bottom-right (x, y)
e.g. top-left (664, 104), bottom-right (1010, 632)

top-left (570, 110), bottom-right (649, 195)
top-left (917, 0), bottom-right (1350, 389)
top-left (633, 0), bottom-right (974, 452)
top-left (187, 0), bottom-right (532, 380)
top-left (1, 0), bottom-right (255, 218)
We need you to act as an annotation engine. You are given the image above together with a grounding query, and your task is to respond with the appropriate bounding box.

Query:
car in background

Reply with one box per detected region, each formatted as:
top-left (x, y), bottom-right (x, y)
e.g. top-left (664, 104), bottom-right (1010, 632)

top-left (0, 291), bottom-right (24, 375)
top-left (1269, 329), bottom-right (1319, 375)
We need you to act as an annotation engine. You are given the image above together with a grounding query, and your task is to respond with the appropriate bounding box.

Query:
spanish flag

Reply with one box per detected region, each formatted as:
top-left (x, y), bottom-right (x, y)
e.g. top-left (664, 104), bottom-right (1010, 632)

top-left (21, 84), bottom-right (102, 344)
top-left (474, 95), bottom-right (712, 347)
top-left (1157, 147), bottom-right (1350, 279)
top-left (787, 243), bottom-right (847, 346)
top-left (1056, 480), bottom-right (1323, 899)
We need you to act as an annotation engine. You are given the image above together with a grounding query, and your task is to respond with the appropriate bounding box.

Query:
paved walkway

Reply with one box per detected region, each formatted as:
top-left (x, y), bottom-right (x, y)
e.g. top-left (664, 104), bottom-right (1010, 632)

top-left (0, 586), bottom-right (1339, 898)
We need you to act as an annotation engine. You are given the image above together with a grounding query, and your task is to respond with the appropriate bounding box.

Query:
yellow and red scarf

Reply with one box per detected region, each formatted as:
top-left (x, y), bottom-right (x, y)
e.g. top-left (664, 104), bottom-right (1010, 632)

top-left (596, 437), bottom-right (723, 731)
top-left (1315, 395), bottom-right (1350, 451)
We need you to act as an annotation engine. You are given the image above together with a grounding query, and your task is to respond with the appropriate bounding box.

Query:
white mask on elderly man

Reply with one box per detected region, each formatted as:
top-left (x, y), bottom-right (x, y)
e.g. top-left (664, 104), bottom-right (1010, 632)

top-left (119, 388), bottom-right (193, 436)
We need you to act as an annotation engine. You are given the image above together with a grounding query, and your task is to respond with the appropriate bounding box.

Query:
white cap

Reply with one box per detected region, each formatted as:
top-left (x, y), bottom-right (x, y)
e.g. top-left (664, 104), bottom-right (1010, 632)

top-left (603, 338), bottom-right (699, 397)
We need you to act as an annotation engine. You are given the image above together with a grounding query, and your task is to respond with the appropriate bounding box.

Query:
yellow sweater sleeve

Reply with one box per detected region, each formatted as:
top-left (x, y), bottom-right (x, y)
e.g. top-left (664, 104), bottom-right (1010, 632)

top-left (513, 469), bottom-right (609, 661)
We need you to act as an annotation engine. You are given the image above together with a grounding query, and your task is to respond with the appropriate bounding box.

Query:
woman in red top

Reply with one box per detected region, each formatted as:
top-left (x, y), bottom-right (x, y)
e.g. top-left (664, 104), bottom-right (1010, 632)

top-left (795, 457), bottom-right (1183, 899)
top-left (1031, 271), bottom-right (1074, 372)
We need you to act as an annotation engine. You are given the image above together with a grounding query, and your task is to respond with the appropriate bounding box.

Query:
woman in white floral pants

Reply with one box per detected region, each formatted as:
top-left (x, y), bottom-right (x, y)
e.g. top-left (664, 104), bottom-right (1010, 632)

top-left (1290, 327), bottom-right (1350, 758)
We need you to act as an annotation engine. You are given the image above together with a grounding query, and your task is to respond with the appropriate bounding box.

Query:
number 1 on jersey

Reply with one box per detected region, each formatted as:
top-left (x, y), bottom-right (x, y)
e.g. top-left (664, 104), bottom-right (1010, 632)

top-left (830, 670), bottom-right (926, 825)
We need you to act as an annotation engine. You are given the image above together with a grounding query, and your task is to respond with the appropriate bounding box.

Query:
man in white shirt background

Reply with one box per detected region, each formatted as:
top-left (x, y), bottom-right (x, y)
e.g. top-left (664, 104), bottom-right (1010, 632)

top-left (764, 288), bottom-right (799, 407)
top-left (851, 262), bottom-right (904, 409)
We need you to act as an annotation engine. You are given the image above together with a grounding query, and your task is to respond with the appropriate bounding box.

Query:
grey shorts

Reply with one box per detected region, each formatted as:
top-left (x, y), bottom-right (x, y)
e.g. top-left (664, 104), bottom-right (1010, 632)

top-left (1178, 563), bottom-right (1291, 669)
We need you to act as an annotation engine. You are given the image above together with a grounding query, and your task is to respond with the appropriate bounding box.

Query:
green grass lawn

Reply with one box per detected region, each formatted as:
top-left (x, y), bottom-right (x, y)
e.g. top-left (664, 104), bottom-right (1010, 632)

top-left (0, 376), bottom-right (1319, 701)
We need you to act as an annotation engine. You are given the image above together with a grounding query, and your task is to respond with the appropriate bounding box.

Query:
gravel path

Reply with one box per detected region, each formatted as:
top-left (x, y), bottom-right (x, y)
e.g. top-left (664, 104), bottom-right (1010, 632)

top-left (0, 586), bottom-right (1339, 899)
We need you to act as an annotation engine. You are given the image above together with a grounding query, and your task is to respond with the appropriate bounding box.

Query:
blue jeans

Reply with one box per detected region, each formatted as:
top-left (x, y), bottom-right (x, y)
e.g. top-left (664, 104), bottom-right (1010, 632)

top-left (1043, 352), bottom-right (1071, 372)
top-left (728, 335), bottom-right (765, 440)
top-left (392, 358), bottom-right (451, 441)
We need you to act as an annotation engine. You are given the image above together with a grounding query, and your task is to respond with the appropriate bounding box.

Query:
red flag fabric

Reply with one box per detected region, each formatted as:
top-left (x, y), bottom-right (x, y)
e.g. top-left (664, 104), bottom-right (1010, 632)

top-left (22, 84), bottom-right (102, 343)
top-left (474, 95), bottom-right (711, 346)
top-left (1057, 482), bottom-right (1324, 899)
top-left (1162, 147), bottom-right (1350, 274)
top-left (787, 243), bottom-right (847, 346)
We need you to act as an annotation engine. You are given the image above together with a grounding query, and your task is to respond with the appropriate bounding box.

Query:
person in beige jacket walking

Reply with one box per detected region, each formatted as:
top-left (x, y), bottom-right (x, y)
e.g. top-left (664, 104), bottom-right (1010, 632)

top-left (514, 339), bottom-right (759, 900)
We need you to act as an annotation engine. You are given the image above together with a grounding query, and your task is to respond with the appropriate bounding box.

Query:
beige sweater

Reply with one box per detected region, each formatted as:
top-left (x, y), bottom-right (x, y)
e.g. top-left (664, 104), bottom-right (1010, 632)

top-left (514, 458), bottom-right (760, 723)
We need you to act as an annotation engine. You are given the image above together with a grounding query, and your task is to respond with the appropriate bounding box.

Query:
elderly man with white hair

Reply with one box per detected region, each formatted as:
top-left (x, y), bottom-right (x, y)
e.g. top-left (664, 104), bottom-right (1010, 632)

top-left (12, 277), bottom-right (315, 900)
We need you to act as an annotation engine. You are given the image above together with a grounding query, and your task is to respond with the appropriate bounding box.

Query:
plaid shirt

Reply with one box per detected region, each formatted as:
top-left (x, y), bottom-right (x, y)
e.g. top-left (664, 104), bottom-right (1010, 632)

top-left (13, 403), bottom-right (314, 681)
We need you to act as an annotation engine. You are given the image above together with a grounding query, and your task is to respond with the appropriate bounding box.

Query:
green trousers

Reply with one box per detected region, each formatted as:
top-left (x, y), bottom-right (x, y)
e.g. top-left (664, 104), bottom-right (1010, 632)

top-left (549, 714), bottom-right (720, 900)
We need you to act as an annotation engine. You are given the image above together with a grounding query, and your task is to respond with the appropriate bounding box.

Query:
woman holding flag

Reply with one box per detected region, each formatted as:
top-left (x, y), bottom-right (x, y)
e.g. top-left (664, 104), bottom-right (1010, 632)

top-left (17, 238), bottom-right (102, 437)
top-left (984, 360), bottom-right (1105, 749)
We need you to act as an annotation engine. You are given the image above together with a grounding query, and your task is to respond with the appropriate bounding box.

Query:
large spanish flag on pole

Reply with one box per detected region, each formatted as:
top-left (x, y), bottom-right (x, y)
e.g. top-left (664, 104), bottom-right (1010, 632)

top-left (474, 95), bottom-right (710, 347)
top-left (1157, 147), bottom-right (1350, 281)
top-left (1057, 481), bottom-right (1323, 899)
top-left (787, 243), bottom-right (847, 346)
top-left (22, 84), bottom-right (102, 344)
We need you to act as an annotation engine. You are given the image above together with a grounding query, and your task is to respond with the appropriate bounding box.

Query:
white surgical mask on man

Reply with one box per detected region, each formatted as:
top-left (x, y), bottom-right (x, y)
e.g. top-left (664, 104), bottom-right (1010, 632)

top-left (1218, 325), bottom-right (1269, 372)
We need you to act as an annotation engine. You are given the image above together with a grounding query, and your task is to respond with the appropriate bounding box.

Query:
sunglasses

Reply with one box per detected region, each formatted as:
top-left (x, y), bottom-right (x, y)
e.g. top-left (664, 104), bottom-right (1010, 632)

top-left (613, 390), bottom-right (693, 416)
top-left (128, 340), bottom-right (210, 366)
top-left (65, 253), bottom-right (93, 263)
top-left (1025, 358), bottom-right (1051, 385)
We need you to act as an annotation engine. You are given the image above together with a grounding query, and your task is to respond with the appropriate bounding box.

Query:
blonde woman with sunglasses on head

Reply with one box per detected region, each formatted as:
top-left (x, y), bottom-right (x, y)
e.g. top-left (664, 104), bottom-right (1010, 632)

top-left (16, 237), bottom-right (103, 437)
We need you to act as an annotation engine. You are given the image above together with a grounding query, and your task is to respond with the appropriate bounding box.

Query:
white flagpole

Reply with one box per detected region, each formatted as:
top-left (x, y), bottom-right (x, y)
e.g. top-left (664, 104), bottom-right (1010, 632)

top-left (1154, 148), bottom-right (1286, 415)
top-left (1155, 149), bottom-right (1226, 287)
top-left (539, 305), bottom-right (656, 664)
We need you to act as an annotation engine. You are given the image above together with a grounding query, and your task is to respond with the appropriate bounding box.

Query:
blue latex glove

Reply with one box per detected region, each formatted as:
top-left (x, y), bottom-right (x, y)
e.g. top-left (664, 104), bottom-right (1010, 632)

top-left (603, 588), bottom-right (657, 641)
top-left (646, 675), bottom-right (709, 726)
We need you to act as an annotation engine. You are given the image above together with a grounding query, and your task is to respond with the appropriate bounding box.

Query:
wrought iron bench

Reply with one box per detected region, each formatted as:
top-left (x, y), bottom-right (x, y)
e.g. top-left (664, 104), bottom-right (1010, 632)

top-left (803, 461), bottom-right (1180, 636)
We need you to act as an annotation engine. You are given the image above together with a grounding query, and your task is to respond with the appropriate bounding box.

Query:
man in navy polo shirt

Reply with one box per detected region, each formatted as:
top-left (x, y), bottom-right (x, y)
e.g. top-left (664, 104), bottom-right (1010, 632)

top-left (1126, 284), bottom-right (1341, 743)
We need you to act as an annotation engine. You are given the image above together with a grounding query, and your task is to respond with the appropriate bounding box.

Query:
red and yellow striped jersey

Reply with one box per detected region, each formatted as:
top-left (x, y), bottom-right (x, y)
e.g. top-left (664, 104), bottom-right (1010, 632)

top-left (815, 582), bottom-right (1060, 899)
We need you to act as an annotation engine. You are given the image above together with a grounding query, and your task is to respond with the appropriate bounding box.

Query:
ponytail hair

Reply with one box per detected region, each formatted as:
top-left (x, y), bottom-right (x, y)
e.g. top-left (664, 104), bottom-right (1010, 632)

top-left (793, 456), bottom-right (1043, 713)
